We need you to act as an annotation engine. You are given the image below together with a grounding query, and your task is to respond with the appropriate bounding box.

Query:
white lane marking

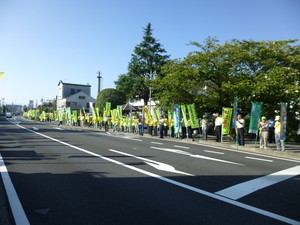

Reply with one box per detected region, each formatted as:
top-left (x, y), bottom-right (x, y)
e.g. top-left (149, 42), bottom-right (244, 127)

top-left (109, 149), bottom-right (194, 176)
top-left (151, 147), bottom-right (243, 166)
top-left (55, 127), bottom-right (63, 130)
top-left (104, 134), bottom-right (143, 142)
top-left (191, 155), bottom-right (243, 166)
top-left (122, 136), bottom-right (143, 142)
top-left (150, 146), bottom-right (191, 155)
top-left (204, 150), bottom-right (224, 155)
top-left (106, 132), bottom-right (111, 134)
top-left (151, 142), bottom-right (163, 145)
top-left (11, 123), bottom-right (300, 224)
top-left (245, 157), bottom-right (273, 162)
top-left (32, 127), bottom-right (39, 131)
top-left (194, 142), bottom-right (300, 164)
top-left (0, 153), bottom-right (30, 225)
top-left (174, 145), bottom-right (190, 149)
top-left (216, 166), bottom-right (300, 200)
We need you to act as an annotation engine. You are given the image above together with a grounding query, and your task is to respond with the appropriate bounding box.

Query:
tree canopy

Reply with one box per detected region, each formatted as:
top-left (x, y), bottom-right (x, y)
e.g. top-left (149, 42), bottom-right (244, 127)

top-left (153, 38), bottom-right (300, 115)
top-left (95, 88), bottom-right (126, 115)
top-left (115, 23), bottom-right (169, 105)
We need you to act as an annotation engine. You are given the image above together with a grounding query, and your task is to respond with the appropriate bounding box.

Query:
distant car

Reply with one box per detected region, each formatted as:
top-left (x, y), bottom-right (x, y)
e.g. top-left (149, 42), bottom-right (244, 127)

top-left (6, 112), bottom-right (12, 118)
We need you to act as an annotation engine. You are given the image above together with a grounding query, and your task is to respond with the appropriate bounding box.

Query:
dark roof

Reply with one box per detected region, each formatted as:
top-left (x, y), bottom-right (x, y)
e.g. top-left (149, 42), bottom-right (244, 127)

top-left (122, 103), bottom-right (139, 111)
top-left (58, 80), bottom-right (91, 87)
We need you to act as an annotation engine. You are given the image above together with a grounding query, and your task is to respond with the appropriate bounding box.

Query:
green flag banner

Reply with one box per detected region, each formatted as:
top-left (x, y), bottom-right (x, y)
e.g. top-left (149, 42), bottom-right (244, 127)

top-left (181, 105), bottom-right (187, 125)
top-left (222, 108), bottom-right (233, 135)
top-left (117, 105), bottom-right (122, 118)
top-left (187, 104), bottom-right (198, 129)
top-left (280, 102), bottom-right (288, 141)
top-left (106, 102), bottom-right (111, 117)
top-left (154, 108), bottom-right (160, 121)
top-left (173, 106), bottom-right (180, 134)
top-left (249, 102), bottom-right (263, 134)
top-left (58, 110), bottom-right (63, 122)
top-left (72, 110), bottom-right (78, 123)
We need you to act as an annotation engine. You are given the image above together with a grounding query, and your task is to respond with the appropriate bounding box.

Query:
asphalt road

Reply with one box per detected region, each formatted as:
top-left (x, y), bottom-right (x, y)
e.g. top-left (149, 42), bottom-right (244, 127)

top-left (1, 117), bottom-right (300, 225)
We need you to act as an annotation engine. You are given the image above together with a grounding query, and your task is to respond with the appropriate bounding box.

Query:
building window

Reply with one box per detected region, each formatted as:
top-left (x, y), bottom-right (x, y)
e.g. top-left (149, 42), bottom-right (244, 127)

top-left (79, 96), bottom-right (85, 100)
top-left (70, 88), bottom-right (75, 95)
top-left (70, 102), bottom-right (77, 108)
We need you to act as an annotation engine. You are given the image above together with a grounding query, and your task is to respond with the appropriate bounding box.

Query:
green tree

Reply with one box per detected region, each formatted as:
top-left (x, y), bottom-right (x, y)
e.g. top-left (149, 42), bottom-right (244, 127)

top-left (115, 23), bottom-right (169, 105)
top-left (153, 38), bottom-right (300, 119)
top-left (95, 88), bottom-right (126, 115)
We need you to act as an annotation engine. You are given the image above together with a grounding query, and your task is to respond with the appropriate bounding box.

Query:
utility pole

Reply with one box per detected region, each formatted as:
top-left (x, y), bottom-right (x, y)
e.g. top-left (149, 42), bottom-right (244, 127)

top-left (97, 71), bottom-right (102, 94)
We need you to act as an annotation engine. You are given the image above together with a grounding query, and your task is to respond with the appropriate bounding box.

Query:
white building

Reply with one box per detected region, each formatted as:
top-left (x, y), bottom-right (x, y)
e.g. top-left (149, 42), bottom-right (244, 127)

top-left (56, 80), bottom-right (95, 111)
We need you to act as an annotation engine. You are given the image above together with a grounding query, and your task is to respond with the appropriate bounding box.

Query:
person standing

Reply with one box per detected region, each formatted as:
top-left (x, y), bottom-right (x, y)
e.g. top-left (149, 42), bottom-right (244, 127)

top-left (103, 115), bottom-right (109, 132)
top-left (268, 117), bottom-right (275, 143)
top-left (259, 116), bottom-right (269, 149)
top-left (236, 114), bottom-right (245, 146)
top-left (214, 113), bottom-right (223, 142)
top-left (187, 116), bottom-right (193, 139)
top-left (148, 120), bottom-right (153, 135)
top-left (163, 115), bottom-right (169, 137)
top-left (181, 117), bottom-right (187, 139)
top-left (201, 115), bottom-right (209, 140)
top-left (153, 119), bottom-right (158, 136)
top-left (159, 116), bottom-right (165, 138)
top-left (138, 116), bottom-right (144, 136)
top-left (274, 116), bottom-right (282, 151)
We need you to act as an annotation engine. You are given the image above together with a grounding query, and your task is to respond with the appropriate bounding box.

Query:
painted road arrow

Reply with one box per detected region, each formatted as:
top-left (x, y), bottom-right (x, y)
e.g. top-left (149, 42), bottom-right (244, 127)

top-left (109, 149), bottom-right (194, 176)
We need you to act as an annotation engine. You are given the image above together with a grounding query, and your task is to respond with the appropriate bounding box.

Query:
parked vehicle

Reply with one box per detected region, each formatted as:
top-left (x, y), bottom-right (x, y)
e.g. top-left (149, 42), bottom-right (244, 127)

top-left (5, 112), bottom-right (12, 118)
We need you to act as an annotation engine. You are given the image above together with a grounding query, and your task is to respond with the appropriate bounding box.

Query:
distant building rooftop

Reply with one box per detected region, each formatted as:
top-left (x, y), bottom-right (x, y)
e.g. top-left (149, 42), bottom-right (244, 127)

top-left (58, 80), bottom-right (91, 87)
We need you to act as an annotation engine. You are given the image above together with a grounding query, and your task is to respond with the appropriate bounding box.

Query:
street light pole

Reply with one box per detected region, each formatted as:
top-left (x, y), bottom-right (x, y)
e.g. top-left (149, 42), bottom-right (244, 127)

top-left (148, 70), bottom-right (156, 113)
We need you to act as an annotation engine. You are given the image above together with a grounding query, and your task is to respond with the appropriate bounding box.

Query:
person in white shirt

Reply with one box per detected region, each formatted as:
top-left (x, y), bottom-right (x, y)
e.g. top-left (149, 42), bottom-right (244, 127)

top-left (214, 113), bottom-right (223, 142)
top-left (236, 114), bottom-right (245, 146)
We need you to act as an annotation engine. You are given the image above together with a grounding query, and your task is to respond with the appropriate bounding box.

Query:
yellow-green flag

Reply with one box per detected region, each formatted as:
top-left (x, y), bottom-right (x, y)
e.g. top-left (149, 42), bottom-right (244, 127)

top-left (187, 104), bottom-right (198, 129)
top-left (222, 108), bottom-right (233, 135)
top-left (181, 105), bottom-right (187, 125)
top-left (0, 72), bottom-right (3, 80)
top-left (105, 102), bottom-right (111, 116)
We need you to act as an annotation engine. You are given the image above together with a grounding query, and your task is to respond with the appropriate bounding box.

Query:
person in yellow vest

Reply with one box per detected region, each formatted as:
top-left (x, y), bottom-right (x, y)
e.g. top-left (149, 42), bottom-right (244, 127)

top-left (274, 115), bottom-right (282, 151)
top-left (148, 120), bottom-right (153, 135)
top-left (170, 118), bottom-right (175, 138)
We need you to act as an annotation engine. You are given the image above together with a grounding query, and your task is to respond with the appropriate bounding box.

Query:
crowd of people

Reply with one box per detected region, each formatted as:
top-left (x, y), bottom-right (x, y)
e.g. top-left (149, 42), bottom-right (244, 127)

top-left (25, 109), bottom-right (283, 151)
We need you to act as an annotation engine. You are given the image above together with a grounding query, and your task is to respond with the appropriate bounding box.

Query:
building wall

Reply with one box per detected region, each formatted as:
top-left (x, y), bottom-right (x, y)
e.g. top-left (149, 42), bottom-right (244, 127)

top-left (62, 84), bottom-right (90, 98)
top-left (57, 81), bottom-right (93, 111)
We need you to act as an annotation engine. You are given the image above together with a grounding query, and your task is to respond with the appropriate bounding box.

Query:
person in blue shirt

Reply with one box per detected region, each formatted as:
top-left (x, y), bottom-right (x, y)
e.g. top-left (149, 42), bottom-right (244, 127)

top-left (268, 117), bottom-right (275, 143)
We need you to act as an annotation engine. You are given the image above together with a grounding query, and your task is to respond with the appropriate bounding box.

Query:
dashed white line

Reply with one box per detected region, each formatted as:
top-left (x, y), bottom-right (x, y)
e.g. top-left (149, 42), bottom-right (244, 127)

top-left (204, 150), bottom-right (224, 155)
top-left (174, 145), bottom-right (190, 149)
top-left (245, 157), bottom-right (273, 162)
top-left (151, 141), bottom-right (163, 145)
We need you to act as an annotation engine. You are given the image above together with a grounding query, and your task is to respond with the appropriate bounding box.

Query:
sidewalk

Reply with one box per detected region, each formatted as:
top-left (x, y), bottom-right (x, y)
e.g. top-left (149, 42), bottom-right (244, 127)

top-left (60, 124), bottom-right (300, 161)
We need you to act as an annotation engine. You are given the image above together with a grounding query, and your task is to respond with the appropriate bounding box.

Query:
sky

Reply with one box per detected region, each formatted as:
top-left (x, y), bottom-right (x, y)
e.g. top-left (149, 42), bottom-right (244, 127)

top-left (0, 0), bottom-right (299, 106)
